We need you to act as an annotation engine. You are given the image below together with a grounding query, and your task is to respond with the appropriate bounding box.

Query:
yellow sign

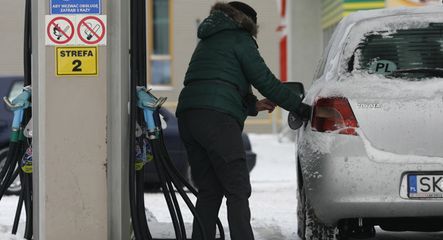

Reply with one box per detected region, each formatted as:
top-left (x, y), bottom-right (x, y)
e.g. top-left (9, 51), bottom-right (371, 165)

top-left (56, 47), bottom-right (98, 76)
top-left (386, 0), bottom-right (441, 7)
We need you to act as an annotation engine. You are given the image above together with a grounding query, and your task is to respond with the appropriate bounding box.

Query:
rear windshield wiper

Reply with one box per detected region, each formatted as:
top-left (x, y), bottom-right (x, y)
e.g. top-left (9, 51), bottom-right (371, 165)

top-left (387, 68), bottom-right (443, 78)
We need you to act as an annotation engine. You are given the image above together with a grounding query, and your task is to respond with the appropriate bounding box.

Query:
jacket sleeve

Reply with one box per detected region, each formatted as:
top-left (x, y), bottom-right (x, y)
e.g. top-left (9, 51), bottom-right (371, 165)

top-left (235, 35), bottom-right (302, 112)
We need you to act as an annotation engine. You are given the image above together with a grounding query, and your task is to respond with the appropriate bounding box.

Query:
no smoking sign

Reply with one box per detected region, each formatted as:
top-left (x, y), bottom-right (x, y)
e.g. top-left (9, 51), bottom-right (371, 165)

top-left (77, 15), bottom-right (106, 45)
top-left (45, 15), bottom-right (107, 46)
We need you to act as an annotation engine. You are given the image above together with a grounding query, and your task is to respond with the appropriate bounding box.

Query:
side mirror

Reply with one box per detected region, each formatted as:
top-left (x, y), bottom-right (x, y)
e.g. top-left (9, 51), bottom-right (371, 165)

top-left (284, 82), bottom-right (306, 130)
top-left (283, 82), bottom-right (305, 99)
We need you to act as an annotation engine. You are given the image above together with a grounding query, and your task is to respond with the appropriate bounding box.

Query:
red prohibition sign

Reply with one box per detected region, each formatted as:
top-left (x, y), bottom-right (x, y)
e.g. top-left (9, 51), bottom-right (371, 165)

top-left (77, 16), bottom-right (106, 45)
top-left (47, 16), bottom-right (75, 44)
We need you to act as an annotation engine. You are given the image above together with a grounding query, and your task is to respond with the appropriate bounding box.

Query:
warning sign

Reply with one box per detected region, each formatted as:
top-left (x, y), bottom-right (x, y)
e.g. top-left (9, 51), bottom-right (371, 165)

top-left (77, 15), bottom-right (106, 45)
top-left (56, 47), bottom-right (98, 76)
top-left (46, 16), bottom-right (75, 45)
top-left (45, 15), bottom-right (107, 46)
top-left (50, 0), bottom-right (101, 15)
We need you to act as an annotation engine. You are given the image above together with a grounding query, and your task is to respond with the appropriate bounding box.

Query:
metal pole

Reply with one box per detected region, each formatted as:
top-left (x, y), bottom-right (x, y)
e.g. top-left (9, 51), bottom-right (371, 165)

top-left (107, 0), bottom-right (131, 239)
top-left (33, 0), bottom-right (109, 239)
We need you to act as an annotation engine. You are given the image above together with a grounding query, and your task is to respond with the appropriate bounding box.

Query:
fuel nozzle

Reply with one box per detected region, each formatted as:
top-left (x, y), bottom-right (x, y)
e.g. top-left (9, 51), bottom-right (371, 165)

top-left (136, 87), bottom-right (167, 139)
top-left (3, 87), bottom-right (32, 142)
top-left (3, 86), bottom-right (32, 112)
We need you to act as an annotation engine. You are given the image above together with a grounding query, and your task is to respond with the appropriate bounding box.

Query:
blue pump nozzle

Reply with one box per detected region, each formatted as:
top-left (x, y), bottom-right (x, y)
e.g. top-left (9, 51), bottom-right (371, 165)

top-left (136, 87), bottom-right (167, 138)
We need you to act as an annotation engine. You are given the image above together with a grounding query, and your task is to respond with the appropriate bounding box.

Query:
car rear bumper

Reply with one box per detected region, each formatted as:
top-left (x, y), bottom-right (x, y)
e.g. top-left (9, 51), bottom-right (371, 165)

top-left (299, 131), bottom-right (443, 225)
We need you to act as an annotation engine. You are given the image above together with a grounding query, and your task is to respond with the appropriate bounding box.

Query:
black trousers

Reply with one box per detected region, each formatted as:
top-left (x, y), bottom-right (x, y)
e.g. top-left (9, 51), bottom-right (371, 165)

top-left (178, 109), bottom-right (254, 240)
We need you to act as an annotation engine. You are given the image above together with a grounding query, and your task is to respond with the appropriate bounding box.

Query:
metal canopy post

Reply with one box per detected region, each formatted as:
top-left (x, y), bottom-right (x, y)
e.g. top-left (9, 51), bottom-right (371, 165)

top-left (107, 0), bottom-right (131, 239)
top-left (32, 0), bottom-right (130, 239)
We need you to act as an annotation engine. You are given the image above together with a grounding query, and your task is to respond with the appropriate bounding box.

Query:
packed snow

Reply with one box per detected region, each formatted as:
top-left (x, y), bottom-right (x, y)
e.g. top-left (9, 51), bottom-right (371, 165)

top-left (0, 196), bottom-right (26, 240)
top-left (309, 72), bottom-right (443, 101)
top-left (144, 134), bottom-right (299, 240)
top-left (303, 73), bottom-right (443, 161)
top-left (0, 134), bottom-right (442, 239)
top-left (311, 7), bottom-right (443, 86)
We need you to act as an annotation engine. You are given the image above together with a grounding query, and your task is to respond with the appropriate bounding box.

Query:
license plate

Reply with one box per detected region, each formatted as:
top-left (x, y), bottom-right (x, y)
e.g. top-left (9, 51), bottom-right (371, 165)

top-left (408, 174), bottom-right (443, 198)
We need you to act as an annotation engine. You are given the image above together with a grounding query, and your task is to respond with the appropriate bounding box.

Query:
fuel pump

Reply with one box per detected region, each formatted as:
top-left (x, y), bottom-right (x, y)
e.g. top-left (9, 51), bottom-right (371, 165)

top-left (0, 0), bottom-right (33, 238)
top-left (1, 0), bottom-right (226, 239)
top-left (129, 0), bottom-right (225, 239)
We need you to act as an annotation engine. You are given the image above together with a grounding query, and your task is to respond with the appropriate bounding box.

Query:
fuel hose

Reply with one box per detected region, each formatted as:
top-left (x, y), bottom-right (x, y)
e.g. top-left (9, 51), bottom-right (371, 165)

top-left (131, 88), bottom-right (226, 240)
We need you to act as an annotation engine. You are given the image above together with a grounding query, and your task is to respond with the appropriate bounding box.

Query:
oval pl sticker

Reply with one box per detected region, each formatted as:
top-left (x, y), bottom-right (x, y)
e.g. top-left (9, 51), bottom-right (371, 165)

top-left (369, 60), bottom-right (397, 75)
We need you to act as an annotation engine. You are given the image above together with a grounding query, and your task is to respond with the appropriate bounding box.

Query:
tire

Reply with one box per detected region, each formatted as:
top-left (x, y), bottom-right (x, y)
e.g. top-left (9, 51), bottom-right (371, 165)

top-left (297, 183), bottom-right (307, 239)
top-left (298, 184), bottom-right (345, 240)
top-left (0, 147), bottom-right (22, 196)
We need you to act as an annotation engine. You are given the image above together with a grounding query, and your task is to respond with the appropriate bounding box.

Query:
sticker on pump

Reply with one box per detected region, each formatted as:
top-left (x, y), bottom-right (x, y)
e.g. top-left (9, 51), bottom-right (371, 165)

top-left (46, 15), bottom-right (76, 45)
top-left (77, 15), bottom-right (107, 45)
top-left (56, 47), bottom-right (98, 76)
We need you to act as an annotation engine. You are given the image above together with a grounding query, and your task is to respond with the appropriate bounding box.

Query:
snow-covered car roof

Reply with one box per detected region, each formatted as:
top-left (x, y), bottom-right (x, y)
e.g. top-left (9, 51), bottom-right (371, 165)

top-left (322, 6), bottom-right (443, 82)
top-left (345, 6), bottom-right (443, 25)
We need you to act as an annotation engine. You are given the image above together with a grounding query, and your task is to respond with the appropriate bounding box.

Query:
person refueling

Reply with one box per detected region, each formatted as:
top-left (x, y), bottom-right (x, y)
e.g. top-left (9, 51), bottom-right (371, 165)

top-left (176, 2), bottom-right (311, 240)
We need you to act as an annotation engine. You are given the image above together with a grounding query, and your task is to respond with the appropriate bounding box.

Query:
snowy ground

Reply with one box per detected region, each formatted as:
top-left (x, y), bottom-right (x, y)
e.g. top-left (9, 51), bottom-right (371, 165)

top-left (144, 134), bottom-right (299, 240)
top-left (0, 196), bottom-right (26, 240)
top-left (142, 134), bottom-right (443, 240)
top-left (1, 134), bottom-right (443, 239)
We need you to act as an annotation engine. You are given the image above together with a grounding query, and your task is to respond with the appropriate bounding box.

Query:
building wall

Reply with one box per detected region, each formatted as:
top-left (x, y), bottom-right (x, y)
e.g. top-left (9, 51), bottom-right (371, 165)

top-left (0, 1), bottom-right (282, 133)
top-left (289, 0), bottom-right (323, 88)
top-left (154, 0), bottom-right (282, 133)
top-left (0, 1), bottom-right (25, 76)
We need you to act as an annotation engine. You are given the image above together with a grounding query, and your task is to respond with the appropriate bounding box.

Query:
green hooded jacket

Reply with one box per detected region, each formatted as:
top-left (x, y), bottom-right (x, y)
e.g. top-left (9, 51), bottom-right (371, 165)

top-left (176, 3), bottom-right (302, 127)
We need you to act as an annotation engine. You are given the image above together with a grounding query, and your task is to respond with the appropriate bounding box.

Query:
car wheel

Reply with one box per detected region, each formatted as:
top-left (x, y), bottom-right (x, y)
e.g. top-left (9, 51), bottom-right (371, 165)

top-left (297, 182), bottom-right (306, 239)
top-left (298, 185), bottom-right (345, 240)
top-left (0, 148), bottom-right (22, 196)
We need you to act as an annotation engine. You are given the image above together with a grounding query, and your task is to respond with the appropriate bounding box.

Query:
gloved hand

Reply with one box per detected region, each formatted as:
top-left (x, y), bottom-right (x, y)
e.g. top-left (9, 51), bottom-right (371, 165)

top-left (256, 98), bottom-right (276, 113)
top-left (295, 103), bottom-right (312, 121)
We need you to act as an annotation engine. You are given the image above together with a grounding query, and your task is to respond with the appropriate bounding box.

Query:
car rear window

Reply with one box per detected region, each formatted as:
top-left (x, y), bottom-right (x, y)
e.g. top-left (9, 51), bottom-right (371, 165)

top-left (352, 23), bottom-right (443, 79)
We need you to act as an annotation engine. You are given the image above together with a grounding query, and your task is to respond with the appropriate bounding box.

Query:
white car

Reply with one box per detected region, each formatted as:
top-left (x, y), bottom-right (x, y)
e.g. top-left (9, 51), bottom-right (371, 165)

top-left (293, 7), bottom-right (443, 240)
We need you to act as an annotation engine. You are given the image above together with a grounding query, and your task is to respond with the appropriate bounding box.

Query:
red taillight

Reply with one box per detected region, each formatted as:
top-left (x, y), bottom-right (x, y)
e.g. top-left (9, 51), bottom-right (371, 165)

top-left (311, 97), bottom-right (359, 135)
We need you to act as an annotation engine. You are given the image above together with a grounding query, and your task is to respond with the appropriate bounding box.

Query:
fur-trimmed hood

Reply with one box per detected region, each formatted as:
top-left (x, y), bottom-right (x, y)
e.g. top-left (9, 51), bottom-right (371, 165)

top-left (197, 2), bottom-right (258, 39)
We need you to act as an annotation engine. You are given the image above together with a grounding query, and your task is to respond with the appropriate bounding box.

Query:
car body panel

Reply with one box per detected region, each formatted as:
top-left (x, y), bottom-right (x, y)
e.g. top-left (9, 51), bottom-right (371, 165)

top-left (298, 7), bottom-right (443, 227)
top-left (350, 96), bottom-right (443, 157)
top-left (299, 128), bottom-right (443, 225)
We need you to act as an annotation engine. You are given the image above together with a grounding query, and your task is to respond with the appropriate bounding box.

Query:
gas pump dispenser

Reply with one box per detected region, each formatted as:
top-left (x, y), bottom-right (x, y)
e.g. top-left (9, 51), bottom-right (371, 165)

top-left (128, 0), bottom-right (225, 239)
top-left (0, 0), bottom-right (225, 239)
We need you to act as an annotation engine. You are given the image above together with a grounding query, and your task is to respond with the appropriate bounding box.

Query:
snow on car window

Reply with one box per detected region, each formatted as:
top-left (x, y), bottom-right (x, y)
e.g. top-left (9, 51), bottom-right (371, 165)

top-left (351, 24), bottom-right (443, 80)
top-left (338, 12), bottom-right (443, 77)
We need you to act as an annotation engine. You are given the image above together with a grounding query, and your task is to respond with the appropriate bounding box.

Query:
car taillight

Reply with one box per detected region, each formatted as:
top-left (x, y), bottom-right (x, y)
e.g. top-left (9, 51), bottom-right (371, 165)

top-left (311, 97), bottom-right (359, 135)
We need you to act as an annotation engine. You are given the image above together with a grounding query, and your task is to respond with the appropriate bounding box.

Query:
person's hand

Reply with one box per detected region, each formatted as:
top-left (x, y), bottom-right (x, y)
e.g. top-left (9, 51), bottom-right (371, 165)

top-left (256, 99), bottom-right (276, 113)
